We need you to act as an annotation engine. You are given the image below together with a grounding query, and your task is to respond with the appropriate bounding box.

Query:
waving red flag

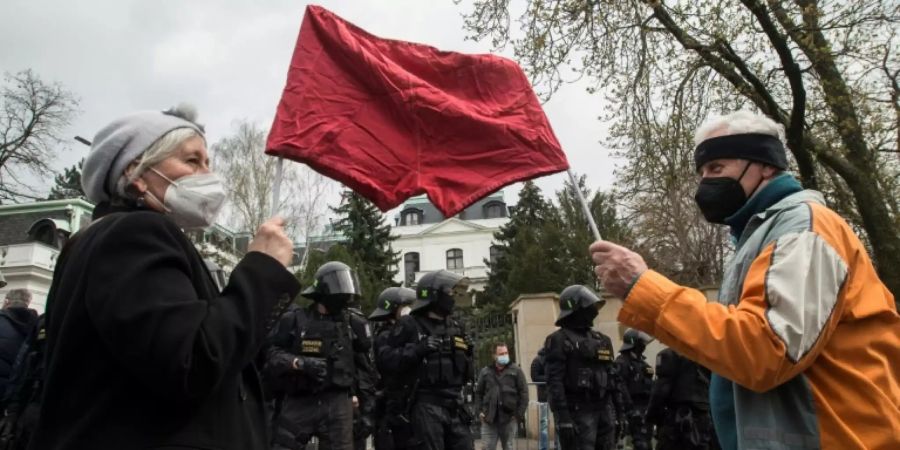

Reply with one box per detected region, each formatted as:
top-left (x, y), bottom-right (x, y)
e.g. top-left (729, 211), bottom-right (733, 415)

top-left (266, 5), bottom-right (569, 217)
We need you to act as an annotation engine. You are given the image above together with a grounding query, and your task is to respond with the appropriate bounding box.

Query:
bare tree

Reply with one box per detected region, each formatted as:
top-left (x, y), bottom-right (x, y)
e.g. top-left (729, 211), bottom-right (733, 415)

top-left (294, 166), bottom-right (332, 271)
top-left (460, 0), bottom-right (900, 299)
top-left (211, 119), bottom-right (333, 254)
top-left (0, 70), bottom-right (79, 203)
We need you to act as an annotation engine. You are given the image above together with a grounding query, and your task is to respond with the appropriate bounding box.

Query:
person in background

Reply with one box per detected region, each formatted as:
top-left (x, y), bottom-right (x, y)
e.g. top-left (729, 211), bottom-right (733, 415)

top-left (545, 285), bottom-right (626, 450)
top-left (381, 270), bottom-right (475, 450)
top-left (369, 287), bottom-right (417, 450)
top-left (0, 290), bottom-right (38, 396)
top-left (646, 348), bottom-right (717, 450)
top-left (530, 348), bottom-right (552, 450)
top-left (475, 343), bottom-right (528, 450)
top-left (264, 261), bottom-right (376, 450)
top-left (613, 329), bottom-right (654, 450)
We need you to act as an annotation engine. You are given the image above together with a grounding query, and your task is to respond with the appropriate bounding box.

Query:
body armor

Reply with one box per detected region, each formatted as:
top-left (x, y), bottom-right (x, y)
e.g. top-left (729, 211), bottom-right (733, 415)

top-left (558, 328), bottom-right (616, 400)
top-left (288, 308), bottom-right (357, 393)
top-left (414, 316), bottom-right (472, 389)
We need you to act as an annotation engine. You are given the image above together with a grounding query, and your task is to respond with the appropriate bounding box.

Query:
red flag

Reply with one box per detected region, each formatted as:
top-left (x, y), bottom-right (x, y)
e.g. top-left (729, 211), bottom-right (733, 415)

top-left (266, 5), bottom-right (569, 217)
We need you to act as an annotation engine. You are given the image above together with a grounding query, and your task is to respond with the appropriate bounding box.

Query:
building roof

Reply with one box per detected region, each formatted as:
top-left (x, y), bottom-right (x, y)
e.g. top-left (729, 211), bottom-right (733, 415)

top-left (0, 199), bottom-right (95, 246)
top-left (394, 191), bottom-right (507, 225)
top-left (393, 217), bottom-right (508, 237)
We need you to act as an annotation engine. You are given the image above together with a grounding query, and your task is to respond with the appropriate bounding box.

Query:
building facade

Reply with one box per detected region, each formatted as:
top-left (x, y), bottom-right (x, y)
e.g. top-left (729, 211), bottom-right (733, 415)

top-left (0, 199), bottom-right (95, 313)
top-left (391, 191), bottom-right (509, 299)
top-left (0, 199), bottom-right (251, 312)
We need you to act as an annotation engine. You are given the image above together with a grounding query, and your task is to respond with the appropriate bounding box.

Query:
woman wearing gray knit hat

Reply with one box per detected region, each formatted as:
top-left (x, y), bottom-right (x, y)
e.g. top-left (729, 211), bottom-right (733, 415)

top-left (30, 105), bottom-right (300, 450)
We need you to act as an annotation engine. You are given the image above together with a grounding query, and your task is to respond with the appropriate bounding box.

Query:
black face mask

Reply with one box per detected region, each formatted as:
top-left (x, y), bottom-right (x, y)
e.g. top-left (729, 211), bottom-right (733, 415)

top-left (633, 342), bottom-right (646, 355)
top-left (431, 293), bottom-right (455, 317)
top-left (564, 307), bottom-right (598, 329)
top-left (319, 295), bottom-right (350, 314)
top-left (694, 162), bottom-right (757, 224)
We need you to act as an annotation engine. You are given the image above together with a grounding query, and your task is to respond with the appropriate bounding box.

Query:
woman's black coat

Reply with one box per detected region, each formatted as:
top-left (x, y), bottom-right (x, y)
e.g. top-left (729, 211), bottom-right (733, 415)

top-left (29, 205), bottom-right (300, 450)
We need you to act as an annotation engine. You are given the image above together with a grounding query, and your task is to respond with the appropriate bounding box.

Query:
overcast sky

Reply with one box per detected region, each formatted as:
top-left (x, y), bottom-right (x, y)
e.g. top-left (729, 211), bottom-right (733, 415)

top-left (1, 0), bottom-right (618, 214)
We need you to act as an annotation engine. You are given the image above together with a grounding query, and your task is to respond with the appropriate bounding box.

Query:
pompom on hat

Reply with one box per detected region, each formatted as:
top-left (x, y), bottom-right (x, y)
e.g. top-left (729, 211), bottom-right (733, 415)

top-left (81, 103), bottom-right (205, 204)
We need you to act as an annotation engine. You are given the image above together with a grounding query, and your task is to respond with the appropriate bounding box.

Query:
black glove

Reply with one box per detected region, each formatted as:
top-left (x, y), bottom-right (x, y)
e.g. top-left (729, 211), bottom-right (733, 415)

top-left (298, 357), bottom-right (328, 383)
top-left (644, 408), bottom-right (661, 426)
top-left (558, 421), bottom-right (576, 445)
top-left (417, 336), bottom-right (441, 356)
top-left (0, 411), bottom-right (18, 445)
top-left (355, 414), bottom-right (375, 440)
top-left (464, 335), bottom-right (475, 355)
top-left (616, 419), bottom-right (628, 440)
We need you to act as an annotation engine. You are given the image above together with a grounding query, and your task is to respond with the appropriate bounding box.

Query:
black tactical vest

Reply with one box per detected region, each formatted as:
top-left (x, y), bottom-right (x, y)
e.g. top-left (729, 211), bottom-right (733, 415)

top-left (622, 354), bottom-right (654, 399)
top-left (559, 328), bottom-right (616, 399)
top-left (414, 316), bottom-right (472, 389)
top-left (290, 308), bottom-right (356, 392)
top-left (670, 358), bottom-right (710, 407)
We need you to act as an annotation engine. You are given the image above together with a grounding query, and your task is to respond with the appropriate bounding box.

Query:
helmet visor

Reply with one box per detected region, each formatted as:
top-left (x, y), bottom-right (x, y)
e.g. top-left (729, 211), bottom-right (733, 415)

top-left (318, 269), bottom-right (362, 296)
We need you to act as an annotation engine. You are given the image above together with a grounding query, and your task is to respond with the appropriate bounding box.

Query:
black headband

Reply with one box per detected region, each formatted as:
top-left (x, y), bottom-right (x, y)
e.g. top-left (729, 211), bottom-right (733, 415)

top-left (694, 133), bottom-right (788, 171)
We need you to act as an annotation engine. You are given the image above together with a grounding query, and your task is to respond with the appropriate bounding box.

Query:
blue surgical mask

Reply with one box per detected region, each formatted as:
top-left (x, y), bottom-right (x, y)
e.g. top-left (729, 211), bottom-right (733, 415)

top-left (497, 355), bottom-right (510, 366)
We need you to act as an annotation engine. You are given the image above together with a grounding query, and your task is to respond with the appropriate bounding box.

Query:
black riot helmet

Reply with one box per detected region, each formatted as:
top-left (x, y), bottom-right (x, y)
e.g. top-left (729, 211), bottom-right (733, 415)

top-left (368, 287), bottom-right (416, 321)
top-left (301, 261), bottom-right (361, 312)
top-left (621, 328), bottom-right (654, 352)
top-left (410, 270), bottom-right (469, 317)
top-left (555, 284), bottom-right (605, 327)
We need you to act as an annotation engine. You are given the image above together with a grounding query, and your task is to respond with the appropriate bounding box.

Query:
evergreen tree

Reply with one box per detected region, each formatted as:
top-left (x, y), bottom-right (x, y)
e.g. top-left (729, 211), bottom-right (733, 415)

top-left (555, 175), bottom-right (634, 288)
top-left (480, 179), bottom-right (636, 314)
top-left (47, 159), bottom-right (85, 200)
top-left (328, 190), bottom-right (401, 313)
top-left (480, 181), bottom-right (563, 313)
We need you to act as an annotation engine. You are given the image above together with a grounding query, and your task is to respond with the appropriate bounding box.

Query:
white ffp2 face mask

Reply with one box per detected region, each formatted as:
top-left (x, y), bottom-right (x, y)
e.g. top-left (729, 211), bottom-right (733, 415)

top-left (149, 168), bottom-right (226, 230)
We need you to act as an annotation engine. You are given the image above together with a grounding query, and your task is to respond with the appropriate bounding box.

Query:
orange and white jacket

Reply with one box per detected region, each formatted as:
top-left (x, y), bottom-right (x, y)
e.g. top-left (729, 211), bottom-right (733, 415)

top-left (619, 190), bottom-right (900, 449)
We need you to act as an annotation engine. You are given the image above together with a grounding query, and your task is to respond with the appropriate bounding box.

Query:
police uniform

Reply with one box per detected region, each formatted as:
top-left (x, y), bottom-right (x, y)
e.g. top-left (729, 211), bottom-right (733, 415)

top-left (382, 270), bottom-right (475, 450)
top-left (613, 329), bottom-right (654, 450)
top-left (263, 262), bottom-right (376, 450)
top-left (545, 285), bottom-right (624, 450)
top-left (645, 348), bottom-right (717, 450)
top-left (351, 307), bottom-right (378, 450)
top-left (369, 288), bottom-right (418, 450)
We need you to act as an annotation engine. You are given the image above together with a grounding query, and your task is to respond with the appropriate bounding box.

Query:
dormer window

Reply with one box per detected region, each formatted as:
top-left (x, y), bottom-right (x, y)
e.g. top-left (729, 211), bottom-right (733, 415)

top-left (483, 201), bottom-right (506, 219)
top-left (26, 218), bottom-right (70, 249)
top-left (401, 208), bottom-right (424, 226)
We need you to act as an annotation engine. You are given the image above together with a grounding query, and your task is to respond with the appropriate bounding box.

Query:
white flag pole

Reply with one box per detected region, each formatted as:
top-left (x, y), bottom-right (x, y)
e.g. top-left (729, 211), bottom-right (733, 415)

top-left (567, 168), bottom-right (602, 242)
top-left (271, 156), bottom-right (285, 217)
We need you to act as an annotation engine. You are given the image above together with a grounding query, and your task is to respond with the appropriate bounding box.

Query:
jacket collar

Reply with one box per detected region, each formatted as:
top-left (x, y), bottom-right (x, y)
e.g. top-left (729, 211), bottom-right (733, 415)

top-left (734, 189), bottom-right (825, 248)
top-left (725, 173), bottom-right (804, 238)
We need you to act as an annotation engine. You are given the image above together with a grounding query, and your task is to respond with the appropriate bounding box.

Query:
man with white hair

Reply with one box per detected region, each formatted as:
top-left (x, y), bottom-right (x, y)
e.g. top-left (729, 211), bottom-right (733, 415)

top-left (590, 110), bottom-right (900, 449)
top-left (0, 289), bottom-right (38, 394)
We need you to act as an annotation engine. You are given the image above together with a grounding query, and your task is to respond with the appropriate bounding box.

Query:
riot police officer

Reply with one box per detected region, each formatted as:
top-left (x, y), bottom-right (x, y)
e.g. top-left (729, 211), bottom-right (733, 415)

top-left (382, 270), bottom-right (475, 450)
top-left (368, 287), bottom-right (417, 450)
top-left (614, 328), bottom-right (654, 450)
top-left (545, 285), bottom-right (625, 450)
top-left (264, 261), bottom-right (377, 450)
top-left (351, 304), bottom-right (378, 450)
top-left (645, 348), bottom-right (717, 450)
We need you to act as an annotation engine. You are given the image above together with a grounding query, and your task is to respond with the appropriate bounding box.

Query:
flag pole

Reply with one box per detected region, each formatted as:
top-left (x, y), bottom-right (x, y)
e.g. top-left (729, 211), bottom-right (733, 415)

top-left (271, 156), bottom-right (285, 217)
top-left (567, 168), bottom-right (602, 242)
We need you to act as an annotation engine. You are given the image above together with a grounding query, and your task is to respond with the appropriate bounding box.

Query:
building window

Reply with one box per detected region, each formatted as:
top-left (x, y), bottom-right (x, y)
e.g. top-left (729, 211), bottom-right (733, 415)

top-left (489, 245), bottom-right (503, 266)
top-left (446, 248), bottom-right (464, 270)
top-left (483, 201), bottom-right (505, 219)
top-left (401, 208), bottom-right (423, 226)
top-left (404, 252), bottom-right (420, 286)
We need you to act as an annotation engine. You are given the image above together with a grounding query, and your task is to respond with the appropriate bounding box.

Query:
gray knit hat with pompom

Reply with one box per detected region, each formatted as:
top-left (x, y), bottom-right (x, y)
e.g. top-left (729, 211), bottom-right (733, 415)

top-left (81, 104), bottom-right (205, 204)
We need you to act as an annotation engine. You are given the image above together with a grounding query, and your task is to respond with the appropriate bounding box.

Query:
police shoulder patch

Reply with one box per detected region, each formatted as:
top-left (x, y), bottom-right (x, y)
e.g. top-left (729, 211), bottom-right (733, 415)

top-left (300, 339), bottom-right (324, 355)
top-left (596, 348), bottom-right (613, 361)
